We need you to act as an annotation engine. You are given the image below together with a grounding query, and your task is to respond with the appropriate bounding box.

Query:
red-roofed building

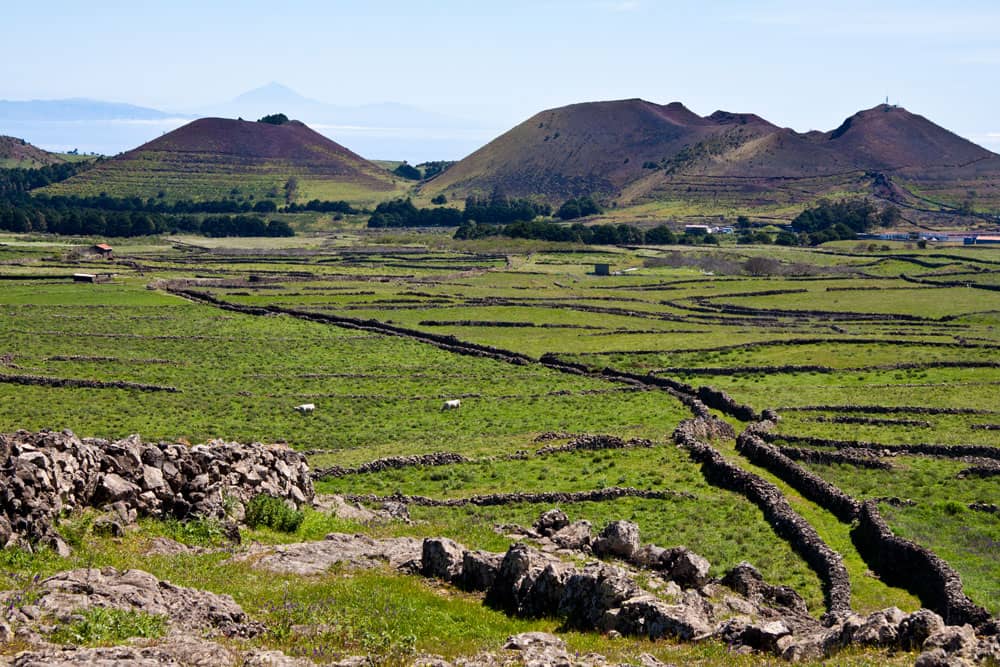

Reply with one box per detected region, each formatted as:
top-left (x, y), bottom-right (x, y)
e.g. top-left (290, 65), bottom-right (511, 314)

top-left (91, 243), bottom-right (113, 258)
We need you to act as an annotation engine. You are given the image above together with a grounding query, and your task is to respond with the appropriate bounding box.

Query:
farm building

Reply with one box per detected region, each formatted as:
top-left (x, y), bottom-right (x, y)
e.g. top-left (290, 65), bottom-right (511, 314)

top-left (964, 235), bottom-right (1000, 245)
top-left (594, 263), bottom-right (611, 276)
top-left (91, 243), bottom-right (113, 258)
top-left (684, 224), bottom-right (713, 234)
top-left (73, 273), bottom-right (114, 283)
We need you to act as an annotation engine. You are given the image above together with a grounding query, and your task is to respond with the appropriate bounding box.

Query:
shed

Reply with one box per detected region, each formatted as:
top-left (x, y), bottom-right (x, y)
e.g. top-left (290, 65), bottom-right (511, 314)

top-left (73, 273), bottom-right (97, 283)
top-left (92, 243), bottom-right (113, 259)
top-left (594, 263), bottom-right (611, 276)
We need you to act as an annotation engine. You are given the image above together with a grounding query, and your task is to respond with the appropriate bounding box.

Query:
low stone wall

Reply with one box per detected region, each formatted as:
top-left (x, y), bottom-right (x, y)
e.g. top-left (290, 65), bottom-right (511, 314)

top-left (779, 405), bottom-right (993, 416)
top-left (814, 415), bottom-right (931, 428)
top-left (343, 486), bottom-right (695, 508)
top-left (0, 429), bottom-right (313, 551)
top-left (535, 435), bottom-right (655, 456)
top-left (735, 428), bottom-right (861, 523)
top-left (696, 386), bottom-right (759, 422)
top-left (760, 433), bottom-right (1000, 461)
top-left (673, 419), bottom-right (852, 616)
top-left (0, 373), bottom-right (178, 393)
top-left (312, 452), bottom-right (469, 479)
top-left (851, 500), bottom-right (990, 628)
top-left (778, 446), bottom-right (893, 470)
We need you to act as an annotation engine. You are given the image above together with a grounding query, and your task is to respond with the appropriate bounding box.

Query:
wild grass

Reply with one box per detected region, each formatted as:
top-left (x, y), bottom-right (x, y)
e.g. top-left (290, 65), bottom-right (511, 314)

top-left (0, 236), bottom-right (997, 660)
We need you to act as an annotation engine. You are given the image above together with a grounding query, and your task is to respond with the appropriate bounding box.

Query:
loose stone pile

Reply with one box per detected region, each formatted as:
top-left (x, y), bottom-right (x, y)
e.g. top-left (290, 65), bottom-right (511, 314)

top-left (0, 429), bottom-right (314, 552)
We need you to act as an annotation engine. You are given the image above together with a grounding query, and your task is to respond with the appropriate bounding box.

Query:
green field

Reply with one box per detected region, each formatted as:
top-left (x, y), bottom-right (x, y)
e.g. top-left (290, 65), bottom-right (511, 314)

top-left (0, 233), bottom-right (997, 663)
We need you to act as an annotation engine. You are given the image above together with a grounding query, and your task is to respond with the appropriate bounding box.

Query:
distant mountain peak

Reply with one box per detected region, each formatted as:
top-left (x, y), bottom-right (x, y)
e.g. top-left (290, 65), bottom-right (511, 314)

top-left (231, 82), bottom-right (319, 105)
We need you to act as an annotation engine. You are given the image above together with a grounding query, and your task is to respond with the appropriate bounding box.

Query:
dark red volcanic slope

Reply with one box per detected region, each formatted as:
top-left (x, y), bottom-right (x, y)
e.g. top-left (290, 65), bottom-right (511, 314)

top-left (0, 135), bottom-right (66, 167)
top-left (422, 99), bottom-right (728, 200)
top-left (822, 105), bottom-right (994, 170)
top-left (47, 117), bottom-right (397, 202)
top-left (424, 100), bottom-right (999, 205)
top-left (126, 118), bottom-right (395, 181)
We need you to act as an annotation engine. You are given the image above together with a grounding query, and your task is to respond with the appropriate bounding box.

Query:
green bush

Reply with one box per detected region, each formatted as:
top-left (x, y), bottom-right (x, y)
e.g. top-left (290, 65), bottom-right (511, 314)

top-left (245, 494), bottom-right (305, 533)
top-left (49, 607), bottom-right (166, 645)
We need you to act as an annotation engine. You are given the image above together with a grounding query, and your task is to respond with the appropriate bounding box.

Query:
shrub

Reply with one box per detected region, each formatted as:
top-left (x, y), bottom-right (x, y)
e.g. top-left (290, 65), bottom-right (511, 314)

top-left (49, 607), bottom-right (166, 645)
top-left (245, 494), bottom-right (304, 533)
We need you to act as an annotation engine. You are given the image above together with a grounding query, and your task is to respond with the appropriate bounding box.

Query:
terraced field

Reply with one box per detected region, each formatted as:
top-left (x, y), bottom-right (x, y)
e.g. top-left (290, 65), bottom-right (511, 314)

top-left (0, 232), bottom-right (997, 663)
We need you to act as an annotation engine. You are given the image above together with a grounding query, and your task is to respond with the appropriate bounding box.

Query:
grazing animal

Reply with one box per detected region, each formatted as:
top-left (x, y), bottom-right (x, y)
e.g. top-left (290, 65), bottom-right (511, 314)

top-left (294, 403), bottom-right (315, 414)
top-left (442, 399), bottom-right (461, 410)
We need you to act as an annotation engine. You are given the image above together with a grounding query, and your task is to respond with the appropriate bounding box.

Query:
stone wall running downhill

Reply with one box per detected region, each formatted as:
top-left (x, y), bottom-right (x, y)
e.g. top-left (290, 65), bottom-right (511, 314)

top-left (673, 419), bottom-right (852, 616)
top-left (737, 420), bottom-right (994, 632)
top-left (851, 500), bottom-right (991, 629)
top-left (735, 426), bottom-right (861, 524)
top-left (0, 429), bottom-right (314, 552)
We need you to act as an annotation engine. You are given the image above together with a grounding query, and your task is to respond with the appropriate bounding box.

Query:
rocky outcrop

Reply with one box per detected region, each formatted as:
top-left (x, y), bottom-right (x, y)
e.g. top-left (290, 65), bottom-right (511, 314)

top-left (0, 429), bottom-right (314, 550)
top-left (591, 521), bottom-right (641, 560)
top-left (9, 634), bottom-right (245, 667)
top-left (0, 566), bottom-right (263, 639)
top-left (233, 532), bottom-right (423, 575)
top-left (851, 501), bottom-right (990, 629)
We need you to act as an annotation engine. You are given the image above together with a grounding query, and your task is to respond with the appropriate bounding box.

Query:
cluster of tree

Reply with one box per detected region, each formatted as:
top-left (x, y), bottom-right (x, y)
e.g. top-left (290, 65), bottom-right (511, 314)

top-left (34, 193), bottom-right (255, 214)
top-left (366, 194), bottom-right (550, 229)
top-left (419, 161), bottom-right (454, 179)
top-left (391, 162), bottom-right (422, 180)
top-left (0, 162), bottom-right (94, 197)
top-left (454, 220), bottom-right (723, 246)
top-left (367, 198), bottom-right (464, 228)
top-left (555, 196), bottom-right (602, 220)
top-left (199, 215), bottom-right (294, 238)
top-left (0, 197), bottom-right (169, 236)
top-left (791, 198), bottom-right (900, 244)
top-left (283, 199), bottom-right (356, 214)
top-left (462, 195), bottom-right (551, 224)
top-left (28, 192), bottom-right (354, 217)
top-left (0, 196), bottom-right (295, 238)
top-left (0, 165), bottom-right (298, 238)
top-left (257, 113), bottom-right (290, 125)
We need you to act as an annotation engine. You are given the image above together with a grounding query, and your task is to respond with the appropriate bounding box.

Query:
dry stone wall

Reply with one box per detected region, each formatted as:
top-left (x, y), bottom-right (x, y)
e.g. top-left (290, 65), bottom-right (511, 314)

top-left (673, 419), bottom-right (852, 616)
top-left (851, 500), bottom-right (991, 629)
top-left (0, 429), bottom-right (313, 550)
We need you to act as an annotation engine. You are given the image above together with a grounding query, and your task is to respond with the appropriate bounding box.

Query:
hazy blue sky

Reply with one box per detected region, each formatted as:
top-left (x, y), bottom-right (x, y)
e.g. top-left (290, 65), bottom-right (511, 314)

top-left (4, 0), bottom-right (998, 148)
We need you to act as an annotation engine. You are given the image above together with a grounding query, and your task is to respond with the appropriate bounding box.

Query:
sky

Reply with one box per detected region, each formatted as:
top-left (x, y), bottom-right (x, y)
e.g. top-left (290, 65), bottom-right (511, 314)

top-left (3, 0), bottom-right (999, 156)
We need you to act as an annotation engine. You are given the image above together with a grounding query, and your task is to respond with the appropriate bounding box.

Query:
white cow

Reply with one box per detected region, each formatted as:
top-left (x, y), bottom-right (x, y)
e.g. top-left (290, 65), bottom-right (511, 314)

top-left (294, 403), bottom-right (316, 414)
top-left (442, 399), bottom-right (461, 410)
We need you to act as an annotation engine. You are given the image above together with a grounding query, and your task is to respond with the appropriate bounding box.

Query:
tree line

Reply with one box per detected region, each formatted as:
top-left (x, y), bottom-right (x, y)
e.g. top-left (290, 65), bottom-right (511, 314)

top-left (0, 166), bottom-right (298, 238)
top-left (367, 194), bottom-right (552, 228)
